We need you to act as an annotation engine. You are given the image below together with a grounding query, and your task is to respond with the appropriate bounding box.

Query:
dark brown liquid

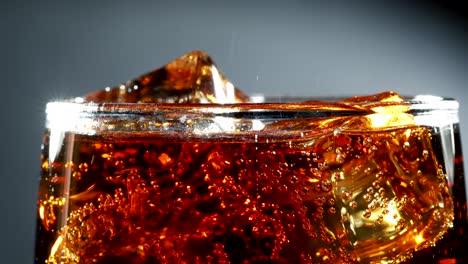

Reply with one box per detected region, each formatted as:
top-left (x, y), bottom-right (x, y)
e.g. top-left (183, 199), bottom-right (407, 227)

top-left (406, 126), bottom-right (468, 264)
top-left (35, 124), bottom-right (455, 264)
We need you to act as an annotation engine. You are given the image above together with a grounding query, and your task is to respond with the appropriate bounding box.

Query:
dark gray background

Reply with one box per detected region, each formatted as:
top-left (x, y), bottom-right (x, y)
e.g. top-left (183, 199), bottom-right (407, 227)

top-left (2, 0), bottom-right (467, 262)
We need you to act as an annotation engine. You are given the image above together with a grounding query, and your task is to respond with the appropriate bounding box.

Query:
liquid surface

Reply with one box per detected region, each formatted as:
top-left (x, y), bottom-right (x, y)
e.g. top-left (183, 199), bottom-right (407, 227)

top-left (36, 126), bottom-right (453, 264)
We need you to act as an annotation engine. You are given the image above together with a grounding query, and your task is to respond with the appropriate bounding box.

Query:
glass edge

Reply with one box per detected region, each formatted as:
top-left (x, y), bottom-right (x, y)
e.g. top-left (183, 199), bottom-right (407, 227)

top-left (46, 95), bottom-right (460, 113)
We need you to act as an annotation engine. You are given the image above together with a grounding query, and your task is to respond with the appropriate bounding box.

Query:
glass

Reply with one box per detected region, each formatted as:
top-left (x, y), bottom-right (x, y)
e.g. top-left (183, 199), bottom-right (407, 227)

top-left (35, 95), bottom-right (467, 264)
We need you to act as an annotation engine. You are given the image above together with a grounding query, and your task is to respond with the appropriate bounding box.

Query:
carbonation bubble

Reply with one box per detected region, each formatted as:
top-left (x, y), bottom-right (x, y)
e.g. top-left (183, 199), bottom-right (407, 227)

top-left (342, 191), bottom-right (353, 201)
top-left (363, 209), bottom-right (372, 218)
top-left (321, 180), bottom-right (332, 192)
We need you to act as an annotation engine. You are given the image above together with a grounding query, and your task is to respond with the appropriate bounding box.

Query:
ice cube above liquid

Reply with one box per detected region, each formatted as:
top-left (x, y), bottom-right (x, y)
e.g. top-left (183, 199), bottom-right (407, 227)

top-left (83, 50), bottom-right (249, 104)
top-left (35, 51), bottom-right (455, 264)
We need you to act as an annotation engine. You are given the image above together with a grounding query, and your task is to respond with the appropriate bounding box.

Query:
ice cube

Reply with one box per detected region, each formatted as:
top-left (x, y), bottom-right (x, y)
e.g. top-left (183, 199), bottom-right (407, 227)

top-left (340, 91), bottom-right (415, 129)
top-left (341, 91), bottom-right (404, 104)
top-left (262, 91), bottom-right (413, 141)
top-left (84, 50), bottom-right (249, 104)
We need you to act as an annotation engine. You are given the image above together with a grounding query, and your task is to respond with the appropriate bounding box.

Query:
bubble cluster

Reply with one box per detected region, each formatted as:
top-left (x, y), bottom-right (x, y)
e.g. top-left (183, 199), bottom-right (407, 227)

top-left (36, 125), bottom-right (453, 264)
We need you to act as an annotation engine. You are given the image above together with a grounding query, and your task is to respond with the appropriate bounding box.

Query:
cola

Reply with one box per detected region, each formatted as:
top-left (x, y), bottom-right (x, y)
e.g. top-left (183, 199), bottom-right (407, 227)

top-left (34, 51), bottom-right (466, 263)
top-left (35, 121), bottom-right (455, 263)
top-left (405, 125), bottom-right (468, 264)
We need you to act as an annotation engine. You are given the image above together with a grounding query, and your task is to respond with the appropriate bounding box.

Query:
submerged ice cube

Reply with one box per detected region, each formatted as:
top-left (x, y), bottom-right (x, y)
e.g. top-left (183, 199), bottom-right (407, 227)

top-left (340, 91), bottom-right (415, 129)
top-left (84, 50), bottom-right (249, 104)
top-left (43, 125), bottom-right (453, 264)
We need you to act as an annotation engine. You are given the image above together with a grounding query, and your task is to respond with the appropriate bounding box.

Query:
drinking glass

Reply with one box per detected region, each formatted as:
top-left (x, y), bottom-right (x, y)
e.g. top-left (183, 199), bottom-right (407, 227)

top-left (34, 95), bottom-right (467, 263)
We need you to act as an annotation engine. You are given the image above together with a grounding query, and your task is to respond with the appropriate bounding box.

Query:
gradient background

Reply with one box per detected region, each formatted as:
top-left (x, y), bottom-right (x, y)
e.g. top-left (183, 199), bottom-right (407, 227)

top-left (2, 0), bottom-right (467, 262)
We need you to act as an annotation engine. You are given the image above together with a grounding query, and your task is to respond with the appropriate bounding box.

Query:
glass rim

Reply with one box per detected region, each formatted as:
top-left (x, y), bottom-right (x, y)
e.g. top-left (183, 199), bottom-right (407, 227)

top-left (46, 94), bottom-right (459, 114)
top-left (44, 94), bottom-right (460, 139)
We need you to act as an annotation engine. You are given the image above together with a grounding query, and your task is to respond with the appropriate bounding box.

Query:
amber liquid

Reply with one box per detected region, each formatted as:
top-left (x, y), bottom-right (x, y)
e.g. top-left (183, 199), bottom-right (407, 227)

top-left (406, 126), bottom-right (468, 264)
top-left (35, 125), bottom-right (456, 264)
